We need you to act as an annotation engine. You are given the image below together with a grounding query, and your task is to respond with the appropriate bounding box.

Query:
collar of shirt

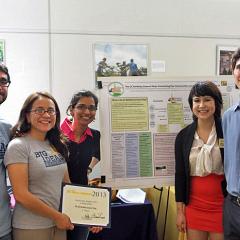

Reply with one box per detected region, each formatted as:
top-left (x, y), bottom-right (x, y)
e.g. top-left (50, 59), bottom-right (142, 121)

top-left (61, 117), bottom-right (93, 143)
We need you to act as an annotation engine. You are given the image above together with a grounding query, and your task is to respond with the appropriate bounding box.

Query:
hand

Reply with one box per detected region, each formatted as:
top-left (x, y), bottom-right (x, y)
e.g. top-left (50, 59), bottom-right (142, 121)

top-left (89, 226), bottom-right (103, 234)
top-left (176, 212), bottom-right (186, 233)
top-left (55, 213), bottom-right (74, 230)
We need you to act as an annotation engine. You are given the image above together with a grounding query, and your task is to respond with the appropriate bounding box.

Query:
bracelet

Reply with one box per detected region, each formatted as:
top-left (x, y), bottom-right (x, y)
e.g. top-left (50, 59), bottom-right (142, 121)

top-left (87, 167), bottom-right (92, 174)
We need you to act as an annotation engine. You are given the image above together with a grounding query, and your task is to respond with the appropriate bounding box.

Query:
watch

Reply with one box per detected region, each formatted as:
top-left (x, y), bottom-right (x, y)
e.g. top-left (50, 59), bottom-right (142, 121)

top-left (87, 167), bottom-right (92, 174)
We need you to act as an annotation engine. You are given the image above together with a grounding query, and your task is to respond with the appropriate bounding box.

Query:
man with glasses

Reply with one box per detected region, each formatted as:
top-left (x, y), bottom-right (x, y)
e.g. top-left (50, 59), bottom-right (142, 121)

top-left (0, 63), bottom-right (12, 240)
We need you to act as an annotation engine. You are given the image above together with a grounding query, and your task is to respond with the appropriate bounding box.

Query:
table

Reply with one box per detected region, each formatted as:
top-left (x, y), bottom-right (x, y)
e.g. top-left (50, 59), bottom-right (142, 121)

top-left (88, 199), bottom-right (158, 240)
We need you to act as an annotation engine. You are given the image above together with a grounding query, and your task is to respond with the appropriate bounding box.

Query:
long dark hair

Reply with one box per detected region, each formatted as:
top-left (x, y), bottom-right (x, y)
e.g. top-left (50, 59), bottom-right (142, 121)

top-left (11, 92), bottom-right (68, 159)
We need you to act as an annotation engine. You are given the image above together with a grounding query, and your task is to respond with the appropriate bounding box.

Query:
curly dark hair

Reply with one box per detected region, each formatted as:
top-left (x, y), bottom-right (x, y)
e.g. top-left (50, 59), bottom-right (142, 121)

top-left (11, 92), bottom-right (68, 160)
top-left (188, 81), bottom-right (223, 121)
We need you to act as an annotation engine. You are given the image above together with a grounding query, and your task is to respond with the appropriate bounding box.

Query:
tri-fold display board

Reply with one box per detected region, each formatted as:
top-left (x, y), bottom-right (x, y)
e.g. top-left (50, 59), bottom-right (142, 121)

top-left (98, 76), bottom-right (237, 188)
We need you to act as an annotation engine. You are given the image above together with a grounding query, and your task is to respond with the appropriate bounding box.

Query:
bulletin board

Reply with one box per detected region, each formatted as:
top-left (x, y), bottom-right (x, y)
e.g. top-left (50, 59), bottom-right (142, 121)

top-left (98, 76), bottom-right (238, 188)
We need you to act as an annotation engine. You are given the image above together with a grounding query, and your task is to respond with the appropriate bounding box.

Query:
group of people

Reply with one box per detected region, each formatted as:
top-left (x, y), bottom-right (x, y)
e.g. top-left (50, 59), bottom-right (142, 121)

top-left (96, 58), bottom-right (139, 77)
top-left (3, 46), bottom-right (240, 240)
top-left (175, 47), bottom-right (240, 240)
top-left (0, 63), bottom-right (101, 240)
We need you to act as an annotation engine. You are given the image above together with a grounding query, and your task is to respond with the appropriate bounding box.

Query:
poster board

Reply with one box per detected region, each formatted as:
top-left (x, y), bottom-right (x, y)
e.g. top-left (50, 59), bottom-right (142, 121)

top-left (98, 76), bottom-right (238, 188)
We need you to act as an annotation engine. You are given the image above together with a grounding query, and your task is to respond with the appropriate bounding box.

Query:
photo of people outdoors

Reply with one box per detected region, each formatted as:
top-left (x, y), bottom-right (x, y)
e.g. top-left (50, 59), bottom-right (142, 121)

top-left (94, 43), bottom-right (148, 78)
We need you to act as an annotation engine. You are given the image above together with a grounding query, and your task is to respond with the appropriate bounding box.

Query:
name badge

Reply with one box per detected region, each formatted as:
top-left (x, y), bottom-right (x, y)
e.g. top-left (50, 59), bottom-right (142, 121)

top-left (219, 138), bottom-right (224, 148)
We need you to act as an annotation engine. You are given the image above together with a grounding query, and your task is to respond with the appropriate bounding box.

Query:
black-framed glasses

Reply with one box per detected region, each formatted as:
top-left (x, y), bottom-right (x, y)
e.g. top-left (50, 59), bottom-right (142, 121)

top-left (75, 104), bottom-right (97, 112)
top-left (29, 107), bottom-right (56, 116)
top-left (0, 78), bottom-right (11, 87)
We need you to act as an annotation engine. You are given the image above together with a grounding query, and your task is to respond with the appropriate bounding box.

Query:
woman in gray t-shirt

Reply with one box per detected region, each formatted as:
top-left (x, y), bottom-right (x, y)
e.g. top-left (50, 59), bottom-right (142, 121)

top-left (4, 92), bottom-right (74, 240)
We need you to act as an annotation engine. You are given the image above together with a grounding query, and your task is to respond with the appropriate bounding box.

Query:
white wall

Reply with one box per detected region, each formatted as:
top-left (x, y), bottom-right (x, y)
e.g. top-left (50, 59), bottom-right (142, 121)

top-left (0, 0), bottom-right (50, 123)
top-left (0, 0), bottom-right (240, 124)
top-left (50, 0), bottom-right (240, 37)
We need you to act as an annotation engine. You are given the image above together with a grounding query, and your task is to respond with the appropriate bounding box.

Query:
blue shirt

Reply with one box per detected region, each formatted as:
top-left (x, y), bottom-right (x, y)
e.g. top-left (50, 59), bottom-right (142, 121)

top-left (129, 62), bottom-right (138, 72)
top-left (223, 102), bottom-right (240, 196)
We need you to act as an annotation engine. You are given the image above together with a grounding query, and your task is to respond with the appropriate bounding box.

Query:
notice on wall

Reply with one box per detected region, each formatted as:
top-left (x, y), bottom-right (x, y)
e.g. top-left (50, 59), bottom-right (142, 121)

top-left (98, 77), bottom-right (237, 188)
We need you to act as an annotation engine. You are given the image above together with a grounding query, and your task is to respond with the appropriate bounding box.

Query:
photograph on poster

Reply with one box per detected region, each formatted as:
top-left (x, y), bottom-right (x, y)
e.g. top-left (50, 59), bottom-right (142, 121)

top-left (217, 45), bottom-right (237, 75)
top-left (94, 43), bottom-right (148, 78)
top-left (0, 40), bottom-right (5, 63)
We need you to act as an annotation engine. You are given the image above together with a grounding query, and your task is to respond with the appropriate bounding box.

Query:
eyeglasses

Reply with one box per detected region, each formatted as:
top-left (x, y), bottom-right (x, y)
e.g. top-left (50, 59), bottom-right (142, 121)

top-left (75, 104), bottom-right (97, 112)
top-left (0, 78), bottom-right (11, 87)
top-left (29, 107), bottom-right (56, 116)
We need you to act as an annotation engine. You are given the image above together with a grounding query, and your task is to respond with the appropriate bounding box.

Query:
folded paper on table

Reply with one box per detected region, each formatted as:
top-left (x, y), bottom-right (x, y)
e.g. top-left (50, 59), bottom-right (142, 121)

top-left (61, 183), bottom-right (111, 227)
top-left (116, 188), bottom-right (146, 203)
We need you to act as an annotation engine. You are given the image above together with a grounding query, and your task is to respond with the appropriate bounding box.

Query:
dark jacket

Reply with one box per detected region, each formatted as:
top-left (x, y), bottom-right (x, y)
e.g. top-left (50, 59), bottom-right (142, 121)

top-left (174, 117), bottom-right (226, 205)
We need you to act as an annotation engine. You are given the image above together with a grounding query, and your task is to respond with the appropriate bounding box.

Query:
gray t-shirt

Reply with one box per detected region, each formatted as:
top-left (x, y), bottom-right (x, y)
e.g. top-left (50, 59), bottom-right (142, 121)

top-left (0, 118), bottom-right (11, 237)
top-left (4, 135), bottom-right (67, 229)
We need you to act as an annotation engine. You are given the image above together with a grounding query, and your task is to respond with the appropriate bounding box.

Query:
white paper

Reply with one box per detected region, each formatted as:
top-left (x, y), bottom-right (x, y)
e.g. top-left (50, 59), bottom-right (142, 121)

top-left (116, 188), bottom-right (146, 203)
top-left (151, 60), bottom-right (165, 72)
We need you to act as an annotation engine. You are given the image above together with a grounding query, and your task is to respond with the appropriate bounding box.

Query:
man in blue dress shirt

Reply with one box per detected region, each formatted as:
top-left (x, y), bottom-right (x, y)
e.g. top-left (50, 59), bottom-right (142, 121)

top-left (222, 48), bottom-right (240, 239)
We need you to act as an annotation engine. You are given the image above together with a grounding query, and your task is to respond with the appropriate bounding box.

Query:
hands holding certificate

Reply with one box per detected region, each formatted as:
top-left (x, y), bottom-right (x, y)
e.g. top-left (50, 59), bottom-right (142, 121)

top-left (89, 226), bottom-right (103, 233)
top-left (61, 183), bottom-right (111, 228)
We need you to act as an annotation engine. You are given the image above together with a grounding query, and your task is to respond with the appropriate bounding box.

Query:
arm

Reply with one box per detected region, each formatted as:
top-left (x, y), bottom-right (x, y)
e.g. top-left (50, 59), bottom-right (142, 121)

top-left (63, 170), bottom-right (71, 183)
top-left (7, 163), bottom-right (74, 230)
top-left (88, 130), bottom-right (101, 174)
top-left (87, 157), bottom-right (100, 176)
top-left (88, 157), bottom-right (99, 171)
top-left (176, 202), bottom-right (186, 232)
top-left (175, 131), bottom-right (187, 203)
top-left (175, 131), bottom-right (187, 232)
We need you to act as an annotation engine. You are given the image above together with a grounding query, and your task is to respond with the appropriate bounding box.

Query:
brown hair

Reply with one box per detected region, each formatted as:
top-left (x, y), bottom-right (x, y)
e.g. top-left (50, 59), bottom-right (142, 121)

top-left (11, 92), bottom-right (68, 159)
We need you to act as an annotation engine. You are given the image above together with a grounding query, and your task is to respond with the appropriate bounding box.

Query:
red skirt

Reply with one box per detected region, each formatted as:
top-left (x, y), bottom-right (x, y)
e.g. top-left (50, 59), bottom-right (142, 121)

top-left (185, 174), bottom-right (224, 233)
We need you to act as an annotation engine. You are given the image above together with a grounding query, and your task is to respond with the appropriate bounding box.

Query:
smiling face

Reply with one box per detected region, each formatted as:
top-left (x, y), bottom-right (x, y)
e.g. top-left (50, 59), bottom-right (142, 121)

top-left (0, 70), bottom-right (9, 104)
top-left (192, 95), bottom-right (216, 121)
top-left (71, 96), bottom-right (96, 128)
top-left (27, 96), bottom-right (56, 140)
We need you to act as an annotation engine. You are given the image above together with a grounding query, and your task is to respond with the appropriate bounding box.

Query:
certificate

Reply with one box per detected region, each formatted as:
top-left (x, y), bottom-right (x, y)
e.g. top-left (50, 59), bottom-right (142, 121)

top-left (61, 183), bottom-right (111, 227)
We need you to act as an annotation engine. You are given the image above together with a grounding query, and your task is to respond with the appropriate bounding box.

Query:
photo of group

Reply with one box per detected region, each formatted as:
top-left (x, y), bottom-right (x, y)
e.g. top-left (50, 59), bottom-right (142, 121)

top-left (217, 45), bottom-right (237, 75)
top-left (94, 43), bottom-right (148, 78)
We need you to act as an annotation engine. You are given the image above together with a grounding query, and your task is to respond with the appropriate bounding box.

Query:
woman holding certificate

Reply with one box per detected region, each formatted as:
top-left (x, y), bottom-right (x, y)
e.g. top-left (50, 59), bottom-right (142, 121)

top-left (4, 92), bottom-right (74, 240)
top-left (61, 90), bottom-right (102, 240)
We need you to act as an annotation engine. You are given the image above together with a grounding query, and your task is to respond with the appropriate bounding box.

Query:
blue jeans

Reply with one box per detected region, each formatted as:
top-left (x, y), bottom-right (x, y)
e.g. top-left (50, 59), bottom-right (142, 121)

top-left (0, 232), bottom-right (12, 240)
top-left (67, 226), bottom-right (89, 240)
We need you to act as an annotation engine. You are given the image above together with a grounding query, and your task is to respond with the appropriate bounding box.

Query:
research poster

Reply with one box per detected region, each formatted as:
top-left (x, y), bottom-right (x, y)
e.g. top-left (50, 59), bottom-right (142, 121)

top-left (98, 77), bottom-right (238, 188)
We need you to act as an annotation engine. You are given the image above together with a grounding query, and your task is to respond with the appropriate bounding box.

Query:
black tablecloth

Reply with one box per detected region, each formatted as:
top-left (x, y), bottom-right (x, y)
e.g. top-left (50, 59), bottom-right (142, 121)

top-left (88, 199), bottom-right (158, 240)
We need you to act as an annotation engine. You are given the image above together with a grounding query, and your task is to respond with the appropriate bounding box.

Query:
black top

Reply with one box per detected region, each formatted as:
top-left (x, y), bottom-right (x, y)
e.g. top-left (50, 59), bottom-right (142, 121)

top-left (66, 129), bottom-right (100, 185)
top-left (174, 118), bottom-right (226, 205)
